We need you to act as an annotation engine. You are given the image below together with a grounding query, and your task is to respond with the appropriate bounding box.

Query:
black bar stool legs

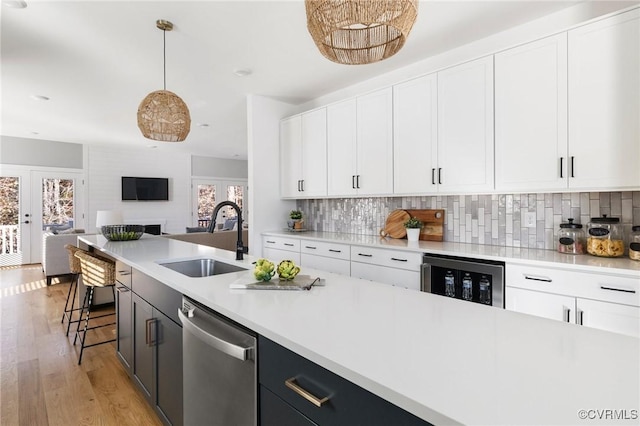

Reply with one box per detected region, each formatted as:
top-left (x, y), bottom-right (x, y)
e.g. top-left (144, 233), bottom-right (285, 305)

top-left (72, 250), bottom-right (117, 365)
top-left (60, 271), bottom-right (82, 336)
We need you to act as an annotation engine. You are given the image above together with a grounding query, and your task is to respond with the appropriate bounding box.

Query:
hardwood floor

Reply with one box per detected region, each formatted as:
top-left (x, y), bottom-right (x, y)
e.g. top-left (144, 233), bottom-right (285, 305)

top-left (0, 264), bottom-right (163, 426)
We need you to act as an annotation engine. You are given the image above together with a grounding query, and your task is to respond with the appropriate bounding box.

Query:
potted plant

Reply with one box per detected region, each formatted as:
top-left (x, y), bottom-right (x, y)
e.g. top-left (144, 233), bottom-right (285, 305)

top-left (404, 217), bottom-right (423, 242)
top-left (289, 210), bottom-right (304, 230)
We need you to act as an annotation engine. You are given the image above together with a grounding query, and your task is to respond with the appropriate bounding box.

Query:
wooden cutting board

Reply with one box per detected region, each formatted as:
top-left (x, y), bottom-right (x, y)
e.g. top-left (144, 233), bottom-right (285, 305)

top-left (379, 209), bottom-right (410, 239)
top-left (405, 209), bottom-right (445, 241)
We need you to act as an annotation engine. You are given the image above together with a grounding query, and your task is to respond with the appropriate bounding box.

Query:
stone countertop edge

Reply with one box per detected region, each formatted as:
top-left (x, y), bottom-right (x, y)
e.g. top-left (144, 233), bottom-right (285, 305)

top-left (79, 234), bottom-right (640, 426)
top-left (263, 230), bottom-right (640, 277)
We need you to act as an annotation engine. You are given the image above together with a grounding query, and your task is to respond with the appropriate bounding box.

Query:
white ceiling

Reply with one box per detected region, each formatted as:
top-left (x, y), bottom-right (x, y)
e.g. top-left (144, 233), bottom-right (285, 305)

top-left (1, 0), bottom-right (609, 160)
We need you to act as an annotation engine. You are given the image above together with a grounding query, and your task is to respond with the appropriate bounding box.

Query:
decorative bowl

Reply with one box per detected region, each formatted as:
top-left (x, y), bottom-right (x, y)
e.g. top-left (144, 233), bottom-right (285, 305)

top-left (101, 224), bottom-right (144, 241)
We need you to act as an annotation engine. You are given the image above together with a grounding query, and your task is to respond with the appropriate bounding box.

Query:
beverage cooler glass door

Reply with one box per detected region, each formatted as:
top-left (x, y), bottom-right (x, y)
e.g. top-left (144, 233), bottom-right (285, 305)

top-left (421, 254), bottom-right (505, 308)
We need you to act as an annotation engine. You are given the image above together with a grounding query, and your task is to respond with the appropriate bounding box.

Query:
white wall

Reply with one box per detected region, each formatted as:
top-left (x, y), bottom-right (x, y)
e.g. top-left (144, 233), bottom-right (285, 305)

top-left (247, 95), bottom-right (296, 256)
top-left (86, 145), bottom-right (191, 234)
top-left (0, 136), bottom-right (83, 169)
top-left (192, 155), bottom-right (248, 179)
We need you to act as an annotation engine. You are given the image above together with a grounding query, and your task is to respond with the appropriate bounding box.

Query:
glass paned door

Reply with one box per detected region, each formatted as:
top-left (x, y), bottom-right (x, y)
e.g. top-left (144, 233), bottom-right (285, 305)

top-left (192, 179), bottom-right (247, 230)
top-left (30, 171), bottom-right (83, 264)
top-left (0, 169), bottom-right (30, 266)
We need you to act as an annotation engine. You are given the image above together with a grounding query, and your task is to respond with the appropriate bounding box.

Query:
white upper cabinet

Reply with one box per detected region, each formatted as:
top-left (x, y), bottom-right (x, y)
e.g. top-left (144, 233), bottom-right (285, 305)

top-left (301, 108), bottom-right (328, 197)
top-left (356, 87), bottom-right (394, 196)
top-left (280, 109), bottom-right (327, 199)
top-left (280, 115), bottom-right (302, 198)
top-left (495, 34), bottom-right (568, 191)
top-left (327, 99), bottom-right (358, 196)
top-left (568, 9), bottom-right (640, 190)
top-left (328, 88), bottom-right (393, 196)
top-left (437, 56), bottom-right (495, 193)
top-left (393, 74), bottom-right (438, 195)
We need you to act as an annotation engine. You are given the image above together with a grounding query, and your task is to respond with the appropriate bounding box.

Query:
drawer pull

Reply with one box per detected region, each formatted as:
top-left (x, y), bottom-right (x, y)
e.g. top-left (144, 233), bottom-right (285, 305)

top-left (284, 243), bottom-right (295, 247)
top-left (117, 270), bottom-right (131, 276)
top-left (285, 377), bottom-right (330, 407)
top-left (266, 240), bottom-right (276, 244)
top-left (563, 307), bottom-right (571, 323)
top-left (358, 253), bottom-right (373, 258)
top-left (328, 249), bottom-right (342, 253)
top-left (600, 286), bottom-right (636, 294)
top-left (391, 257), bottom-right (408, 262)
top-left (116, 285), bottom-right (130, 293)
top-left (524, 274), bottom-right (552, 283)
top-left (305, 246), bottom-right (317, 250)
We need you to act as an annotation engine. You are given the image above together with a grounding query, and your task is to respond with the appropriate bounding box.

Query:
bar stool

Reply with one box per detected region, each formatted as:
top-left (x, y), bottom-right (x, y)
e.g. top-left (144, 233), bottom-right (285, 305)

top-left (61, 244), bottom-right (86, 336)
top-left (73, 250), bottom-right (116, 365)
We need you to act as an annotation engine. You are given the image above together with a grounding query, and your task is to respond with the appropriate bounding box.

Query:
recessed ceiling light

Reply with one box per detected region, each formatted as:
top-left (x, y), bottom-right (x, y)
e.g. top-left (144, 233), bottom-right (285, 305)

top-left (30, 94), bottom-right (50, 101)
top-left (2, 0), bottom-right (27, 9)
top-left (197, 123), bottom-right (210, 127)
top-left (233, 68), bottom-right (252, 77)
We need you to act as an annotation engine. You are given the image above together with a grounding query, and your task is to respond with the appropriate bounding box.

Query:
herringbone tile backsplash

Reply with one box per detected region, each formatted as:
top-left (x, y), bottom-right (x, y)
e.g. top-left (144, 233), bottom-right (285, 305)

top-left (297, 192), bottom-right (640, 250)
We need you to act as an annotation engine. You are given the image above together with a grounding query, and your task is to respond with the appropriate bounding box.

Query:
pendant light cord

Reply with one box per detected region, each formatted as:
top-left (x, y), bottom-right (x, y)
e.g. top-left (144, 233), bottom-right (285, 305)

top-left (163, 28), bottom-right (166, 91)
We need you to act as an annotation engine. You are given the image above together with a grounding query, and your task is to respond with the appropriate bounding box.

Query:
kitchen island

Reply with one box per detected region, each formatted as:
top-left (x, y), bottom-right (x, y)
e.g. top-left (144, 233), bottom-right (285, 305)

top-left (80, 234), bottom-right (639, 425)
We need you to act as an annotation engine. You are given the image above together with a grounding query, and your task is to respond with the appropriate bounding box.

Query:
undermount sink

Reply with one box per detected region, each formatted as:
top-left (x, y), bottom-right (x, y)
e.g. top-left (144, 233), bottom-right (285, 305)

top-left (158, 258), bottom-right (245, 278)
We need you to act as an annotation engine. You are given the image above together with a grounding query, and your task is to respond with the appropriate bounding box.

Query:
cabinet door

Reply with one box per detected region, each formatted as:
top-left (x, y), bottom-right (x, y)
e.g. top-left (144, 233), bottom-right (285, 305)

top-left (577, 298), bottom-right (640, 338)
top-left (393, 74), bottom-right (438, 194)
top-left (155, 310), bottom-right (183, 426)
top-left (356, 87), bottom-right (393, 195)
top-left (300, 253), bottom-right (350, 276)
top-left (506, 287), bottom-right (576, 323)
top-left (280, 116), bottom-right (302, 198)
top-left (437, 56), bottom-right (494, 193)
top-left (132, 294), bottom-right (154, 402)
top-left (495, 34), bottom-right (568, 191)
top-left (327, 99), bottom-right (358, 196)
top-left (301, 108), bottom-right (327, 197)
top-left (568, 9), bottom-right (640, 190)
top-left (115, 284), bottom-right (133, 373)
top-left (351, 262), bottom-right (421, 291)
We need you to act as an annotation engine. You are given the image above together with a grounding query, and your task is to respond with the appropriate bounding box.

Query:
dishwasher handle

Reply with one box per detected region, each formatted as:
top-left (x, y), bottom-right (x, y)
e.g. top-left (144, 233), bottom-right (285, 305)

top-left (178, 308), bottom-right (253, 361)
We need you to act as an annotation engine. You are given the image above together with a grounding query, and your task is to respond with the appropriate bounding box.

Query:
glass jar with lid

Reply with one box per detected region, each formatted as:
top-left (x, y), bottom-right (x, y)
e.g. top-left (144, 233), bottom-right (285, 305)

top-left (586, 215), bottom-right (625, 257)
top-left (557, 218), bottom-right (586, 255)
top-left (629, 226), bottom-right (640, 261)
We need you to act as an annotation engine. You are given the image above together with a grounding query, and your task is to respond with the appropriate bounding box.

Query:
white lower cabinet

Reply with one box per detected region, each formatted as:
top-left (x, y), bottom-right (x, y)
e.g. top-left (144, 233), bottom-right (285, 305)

top-left (506, 263), bottom-right (639, 338)
top-left (350, 246), bottom-right (422, 290)
top-left (262, 236), bottom-right (301, 265)
top-left (300, 240), bottom-right (350, 275)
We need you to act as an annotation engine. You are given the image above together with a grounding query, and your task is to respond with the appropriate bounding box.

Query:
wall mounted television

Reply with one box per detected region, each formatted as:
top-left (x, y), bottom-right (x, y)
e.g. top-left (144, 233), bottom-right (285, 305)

top-left (121, 176), bottom-right (169, 201)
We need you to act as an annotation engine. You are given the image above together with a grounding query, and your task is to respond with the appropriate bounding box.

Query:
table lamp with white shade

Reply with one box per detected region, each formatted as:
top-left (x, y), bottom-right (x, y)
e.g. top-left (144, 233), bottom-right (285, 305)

top-left (96, 210), bottom-right (123, 233)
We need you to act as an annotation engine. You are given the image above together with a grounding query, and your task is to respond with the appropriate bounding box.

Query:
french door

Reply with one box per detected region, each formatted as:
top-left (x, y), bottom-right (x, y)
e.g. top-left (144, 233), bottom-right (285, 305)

top-left (192, 179), bottom-right (248, 230)
top-left (0, 166), bottom-right (84, 266)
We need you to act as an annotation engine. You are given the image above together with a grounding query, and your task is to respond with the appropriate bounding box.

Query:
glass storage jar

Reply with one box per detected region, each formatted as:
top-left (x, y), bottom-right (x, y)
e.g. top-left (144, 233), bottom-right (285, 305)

top-left (557, 218), bottom-right (585, 255)
top-left (629, 225), bottom-right (640, 261)
top-left (586, 215), bottom-right (625, 257)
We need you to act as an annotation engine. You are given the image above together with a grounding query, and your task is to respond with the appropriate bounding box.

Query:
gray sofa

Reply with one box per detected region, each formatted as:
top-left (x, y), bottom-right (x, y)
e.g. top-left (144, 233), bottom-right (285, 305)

top-left (42, 230), bottom-right (94, 285)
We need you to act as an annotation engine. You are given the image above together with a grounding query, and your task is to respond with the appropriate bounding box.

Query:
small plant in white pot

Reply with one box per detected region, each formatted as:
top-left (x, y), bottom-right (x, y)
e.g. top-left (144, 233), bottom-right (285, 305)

top-left (288, 210), bottom-right (304, 230)
top-left (404, 217), bottom-right (423, 242)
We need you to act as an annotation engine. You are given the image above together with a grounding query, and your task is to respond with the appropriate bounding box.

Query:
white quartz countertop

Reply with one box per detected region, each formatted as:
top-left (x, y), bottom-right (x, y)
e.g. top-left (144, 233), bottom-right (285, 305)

top-left (80, 234), bottom-right (640, 425)
top-left (264, 230), bottom-right (640, 277)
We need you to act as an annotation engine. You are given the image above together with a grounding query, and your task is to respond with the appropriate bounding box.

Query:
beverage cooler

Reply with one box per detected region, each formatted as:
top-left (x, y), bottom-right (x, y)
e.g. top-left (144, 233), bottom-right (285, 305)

top-left (421, 254), bottom-right (505, 308)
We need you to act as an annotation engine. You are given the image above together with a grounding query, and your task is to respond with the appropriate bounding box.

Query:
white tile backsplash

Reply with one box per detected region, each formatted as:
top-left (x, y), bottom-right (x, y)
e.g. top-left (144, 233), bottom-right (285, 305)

top-left (297, 191), bottom-right (640, 250)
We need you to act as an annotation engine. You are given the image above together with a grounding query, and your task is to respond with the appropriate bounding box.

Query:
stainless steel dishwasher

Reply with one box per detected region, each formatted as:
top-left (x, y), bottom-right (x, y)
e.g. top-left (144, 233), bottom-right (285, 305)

top-left (178, 296), bottom-right (257, 426)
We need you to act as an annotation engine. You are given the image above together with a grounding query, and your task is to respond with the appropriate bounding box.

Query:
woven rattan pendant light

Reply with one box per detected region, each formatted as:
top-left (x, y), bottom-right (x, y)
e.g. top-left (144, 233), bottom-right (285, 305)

top-left (137, 20), bottom-right (191, 142)
top-left (305, 0), bottom-right (418, 65)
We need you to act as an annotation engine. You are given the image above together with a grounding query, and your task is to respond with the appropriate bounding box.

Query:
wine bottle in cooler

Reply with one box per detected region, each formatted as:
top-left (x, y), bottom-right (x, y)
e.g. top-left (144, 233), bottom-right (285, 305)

top-left (462, 273), bottom-right (473, 301)
top-left (444, 270), bottom-right (455, 297)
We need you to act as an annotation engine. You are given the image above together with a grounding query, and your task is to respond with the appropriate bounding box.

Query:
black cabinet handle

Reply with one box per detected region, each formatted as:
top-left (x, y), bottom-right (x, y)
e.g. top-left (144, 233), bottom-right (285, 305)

top-left (352, 175), bottom-right (356, 189)
top-left (391, 257), bottom-right (408, 262)
top-left (266, 240), bottom-right (276, 244)
top-left (431, 168), bottom-right (436, 185)
top-left (116, 285), bottom-right (130, 293)
top-left (358, 253), bottom-right (373, 257)
top-left (118, 270), bottom-right (132, 276)
top-left (438, 168), bottom-right (442, 185)
top-left (600, 286), bottom-right (636, 294)
top-left (305, 246), bottom-right (317, 250)
top-left (328, 249), bottom-right (342, 253)
top-left (301, 180), bottom-right (304, 192)
top-left (284, 243), bottom-right (295, 247)
top-left (560, 157), bottom-right (564, 178)
top-left (570, 156), bottom-right (575, 178)
top-left (145, 318), bottom-right (157, 347)
top-left (524, 274), bottom-right (552, 283)
top-left (356, 175), bottom-right (361, 189)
